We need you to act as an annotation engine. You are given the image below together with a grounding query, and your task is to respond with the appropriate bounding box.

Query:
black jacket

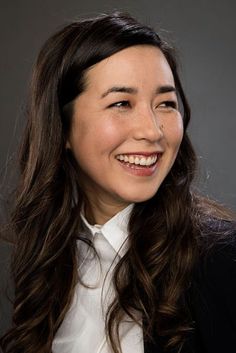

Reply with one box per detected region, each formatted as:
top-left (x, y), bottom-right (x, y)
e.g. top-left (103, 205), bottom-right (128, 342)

top-left (144, 233), bottom-right (236, 353)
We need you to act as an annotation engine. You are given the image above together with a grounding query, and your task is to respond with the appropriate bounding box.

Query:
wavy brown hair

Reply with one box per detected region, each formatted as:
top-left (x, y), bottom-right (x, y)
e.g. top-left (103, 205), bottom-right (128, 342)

top-left (0, 11), bottom-right (234, 353)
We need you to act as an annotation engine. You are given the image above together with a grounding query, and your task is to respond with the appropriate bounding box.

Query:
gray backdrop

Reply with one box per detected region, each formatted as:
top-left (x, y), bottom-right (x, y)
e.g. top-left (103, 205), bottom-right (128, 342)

top-left (0, 0), bottom-right (236, 337)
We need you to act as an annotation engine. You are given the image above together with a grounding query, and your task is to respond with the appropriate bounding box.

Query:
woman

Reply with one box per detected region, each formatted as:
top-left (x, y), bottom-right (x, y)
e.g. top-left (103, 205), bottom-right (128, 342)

top-left (0, 10), bottom-right (235, 353)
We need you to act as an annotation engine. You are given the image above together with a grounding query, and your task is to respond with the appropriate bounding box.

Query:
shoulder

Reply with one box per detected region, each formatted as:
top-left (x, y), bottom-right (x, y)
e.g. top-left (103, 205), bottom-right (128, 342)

top-left (193, 216), bottom-right (236, 299)
top-left (196, 217), bottom-right (236, 279)
top-left (193, 225), bottom-right (236, 303)
top-left (188, 218), bottom-right (236, 351)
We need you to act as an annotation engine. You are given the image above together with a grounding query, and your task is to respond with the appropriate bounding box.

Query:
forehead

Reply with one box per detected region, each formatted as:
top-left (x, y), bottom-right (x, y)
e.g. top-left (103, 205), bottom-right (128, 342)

top-left (83, 45), bottom-right (175, 91)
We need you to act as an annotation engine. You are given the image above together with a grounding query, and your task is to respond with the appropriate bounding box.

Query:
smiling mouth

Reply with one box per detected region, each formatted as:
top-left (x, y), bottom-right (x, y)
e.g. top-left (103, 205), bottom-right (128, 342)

top-left (115, 153), bottom-right (162, 168)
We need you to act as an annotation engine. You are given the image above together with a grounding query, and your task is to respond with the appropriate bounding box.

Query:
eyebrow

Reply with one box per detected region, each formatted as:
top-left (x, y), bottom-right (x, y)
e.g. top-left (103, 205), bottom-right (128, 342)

top-left (100, 85), bottom-right (176, 99)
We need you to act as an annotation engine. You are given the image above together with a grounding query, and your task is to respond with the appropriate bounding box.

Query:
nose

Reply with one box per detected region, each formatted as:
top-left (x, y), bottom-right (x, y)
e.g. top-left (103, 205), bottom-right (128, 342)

top-left (133, 106), bottom-right (164, 142)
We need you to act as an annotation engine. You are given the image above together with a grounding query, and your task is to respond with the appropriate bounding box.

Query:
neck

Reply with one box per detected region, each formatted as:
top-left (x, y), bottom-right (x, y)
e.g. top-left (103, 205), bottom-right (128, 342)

top-left (84, 198), bottom-right (131, 225)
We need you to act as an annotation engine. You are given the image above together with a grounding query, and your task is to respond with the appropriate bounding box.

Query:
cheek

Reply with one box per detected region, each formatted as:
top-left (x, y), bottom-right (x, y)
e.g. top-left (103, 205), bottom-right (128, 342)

top-left (165, 115), bottom-right (184, 150)
top-left (70, 116), bottom-right (126, 160)
top-left (88, 117), bottom-right (128, 156)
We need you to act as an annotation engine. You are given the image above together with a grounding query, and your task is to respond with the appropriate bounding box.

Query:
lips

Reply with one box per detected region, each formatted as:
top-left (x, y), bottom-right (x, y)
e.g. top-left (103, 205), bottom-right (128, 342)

top-left (115, 152), bottom-right (163, 177)
top-left (116, 152), bottom-right (162, 167)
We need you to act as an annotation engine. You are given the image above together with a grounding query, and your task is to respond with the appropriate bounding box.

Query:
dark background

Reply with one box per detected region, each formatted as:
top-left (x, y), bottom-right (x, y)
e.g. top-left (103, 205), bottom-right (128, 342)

top-left (0, 0), bottom-right (236, 336)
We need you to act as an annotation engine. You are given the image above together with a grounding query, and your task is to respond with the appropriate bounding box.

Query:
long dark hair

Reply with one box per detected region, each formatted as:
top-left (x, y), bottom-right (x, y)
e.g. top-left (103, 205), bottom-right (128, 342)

top-left (0, 10), bottom-right (234, 353)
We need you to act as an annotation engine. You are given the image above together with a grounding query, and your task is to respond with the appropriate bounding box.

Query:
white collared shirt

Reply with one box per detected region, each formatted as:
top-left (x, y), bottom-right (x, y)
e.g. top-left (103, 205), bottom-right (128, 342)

top-left (52, 204), bottom-right (144, 353)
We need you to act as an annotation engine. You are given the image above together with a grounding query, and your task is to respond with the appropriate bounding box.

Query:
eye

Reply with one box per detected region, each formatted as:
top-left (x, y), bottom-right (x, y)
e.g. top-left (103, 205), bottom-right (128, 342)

top-left (157, 101), bottom-right (178, 110)
top-left (108, 100), bottom-right (131, 109)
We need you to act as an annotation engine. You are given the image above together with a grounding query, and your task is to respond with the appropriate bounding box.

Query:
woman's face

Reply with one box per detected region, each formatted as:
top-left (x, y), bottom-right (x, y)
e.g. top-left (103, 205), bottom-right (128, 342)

top-left (67, 45), bottom-right (183, 208)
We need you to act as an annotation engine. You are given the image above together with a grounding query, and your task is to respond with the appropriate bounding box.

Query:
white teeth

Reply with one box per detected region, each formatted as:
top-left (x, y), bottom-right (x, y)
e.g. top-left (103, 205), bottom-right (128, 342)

top-left (140, 157), bottom-right (146, 166)
top-left (116, 154), bottom-right (158, 166)
top-left (129, 156), bottom-right (134, 163)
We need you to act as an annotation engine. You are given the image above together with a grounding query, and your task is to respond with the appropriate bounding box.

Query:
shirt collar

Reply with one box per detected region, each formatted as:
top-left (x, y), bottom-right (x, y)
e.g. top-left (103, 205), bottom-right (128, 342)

top-left (80, 204), bottom-right (134, 257)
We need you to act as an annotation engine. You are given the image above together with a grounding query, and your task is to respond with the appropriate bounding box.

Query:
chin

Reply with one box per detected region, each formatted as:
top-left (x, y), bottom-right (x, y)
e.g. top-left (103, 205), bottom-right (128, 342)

top-left (118, 188), bottom-right (160, 204)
